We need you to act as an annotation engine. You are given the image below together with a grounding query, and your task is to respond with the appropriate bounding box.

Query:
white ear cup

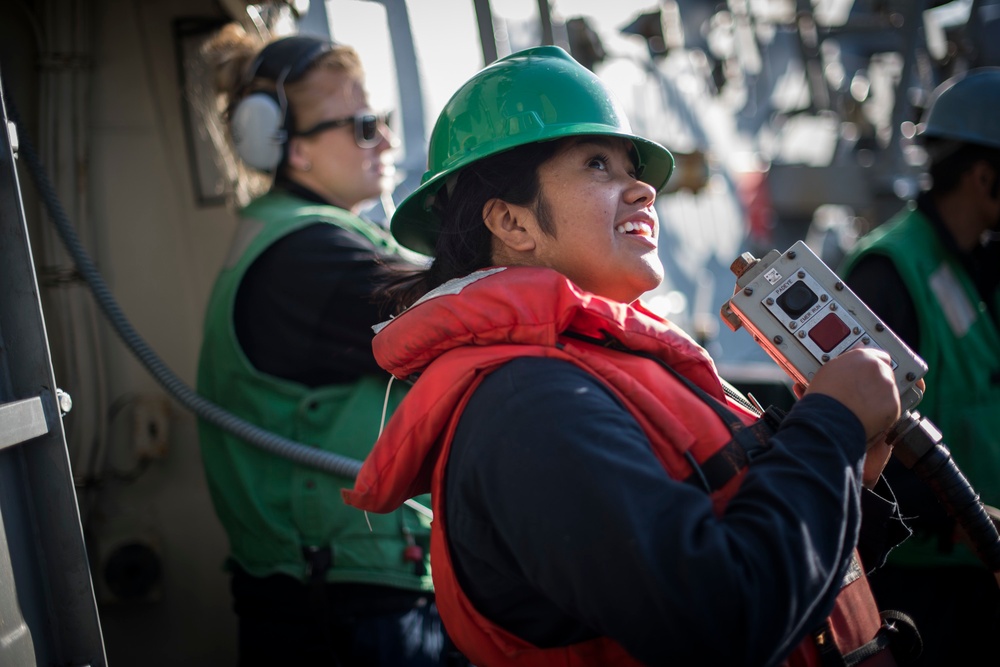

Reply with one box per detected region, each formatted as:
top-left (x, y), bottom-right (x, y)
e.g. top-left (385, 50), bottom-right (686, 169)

top-left (230, 92), bottom-right (286, 172)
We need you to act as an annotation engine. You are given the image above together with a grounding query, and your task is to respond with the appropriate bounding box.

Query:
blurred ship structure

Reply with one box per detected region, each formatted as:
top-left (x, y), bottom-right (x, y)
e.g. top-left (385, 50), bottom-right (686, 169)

top-left (1, 1), bottom-right (998, 665)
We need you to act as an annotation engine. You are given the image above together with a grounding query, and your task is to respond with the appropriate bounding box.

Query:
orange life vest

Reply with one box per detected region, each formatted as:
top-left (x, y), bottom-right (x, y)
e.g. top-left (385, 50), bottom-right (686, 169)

top-left (344, 266), bottom-right (895, 667)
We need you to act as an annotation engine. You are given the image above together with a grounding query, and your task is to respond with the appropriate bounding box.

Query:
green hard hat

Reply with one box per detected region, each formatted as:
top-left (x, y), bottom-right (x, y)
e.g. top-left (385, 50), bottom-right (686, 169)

top-left (391, 45), bottom-right (675, 255)
top-left (920, 67), bottom-right (1000, 150)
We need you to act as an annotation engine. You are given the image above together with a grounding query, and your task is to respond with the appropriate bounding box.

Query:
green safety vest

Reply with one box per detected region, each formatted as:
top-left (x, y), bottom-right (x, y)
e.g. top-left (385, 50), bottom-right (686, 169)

top-left (196, 192), bottom-right (432, 590)
top-left (841, 205), bottom-right (1000, 567)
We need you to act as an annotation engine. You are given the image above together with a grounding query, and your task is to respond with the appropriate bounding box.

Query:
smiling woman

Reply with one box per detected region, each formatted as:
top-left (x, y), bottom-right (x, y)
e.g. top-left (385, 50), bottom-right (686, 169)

top-left (483, 136), bottom-right (663, 303)
top-left (343, 45), bottom-right (915, 667)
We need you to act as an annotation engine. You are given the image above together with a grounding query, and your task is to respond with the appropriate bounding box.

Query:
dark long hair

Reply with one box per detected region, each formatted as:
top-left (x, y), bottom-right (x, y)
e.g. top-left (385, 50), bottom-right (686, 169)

top-left (379, 140), bottom-right (563, 313)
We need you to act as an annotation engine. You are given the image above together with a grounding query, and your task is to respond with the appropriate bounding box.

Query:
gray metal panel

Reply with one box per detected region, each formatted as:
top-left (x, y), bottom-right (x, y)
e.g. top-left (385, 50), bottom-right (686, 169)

top-left (0, 397), bottom-right (48, 451)
top-left (0, 71), bottom-right (107, 666)
top-left (766, 162), bottom-right (873, 218)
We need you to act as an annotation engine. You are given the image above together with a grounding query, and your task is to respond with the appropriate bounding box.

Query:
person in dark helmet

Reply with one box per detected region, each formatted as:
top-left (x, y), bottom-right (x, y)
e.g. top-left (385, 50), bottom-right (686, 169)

top-left (344, 45), bottom-right (916, 667)
top-left (840, 67), bottom-right (1000, 667)
top-left (196, 25), bottom-right (466, 667)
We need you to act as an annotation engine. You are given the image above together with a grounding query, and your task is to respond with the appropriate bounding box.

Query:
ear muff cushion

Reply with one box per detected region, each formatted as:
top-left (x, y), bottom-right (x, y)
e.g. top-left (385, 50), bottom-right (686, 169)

top-left (230, 92), bottom-right (285, 172)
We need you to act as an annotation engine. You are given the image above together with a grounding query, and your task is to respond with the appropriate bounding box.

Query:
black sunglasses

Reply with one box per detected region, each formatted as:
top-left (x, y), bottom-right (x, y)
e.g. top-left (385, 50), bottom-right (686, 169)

top-left (296, 111), bottom-right (392, 148)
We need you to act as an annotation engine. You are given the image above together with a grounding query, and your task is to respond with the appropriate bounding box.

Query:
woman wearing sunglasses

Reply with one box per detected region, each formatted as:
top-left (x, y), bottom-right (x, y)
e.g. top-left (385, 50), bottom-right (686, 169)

top-left (196, 25), bottom-right (461, 667)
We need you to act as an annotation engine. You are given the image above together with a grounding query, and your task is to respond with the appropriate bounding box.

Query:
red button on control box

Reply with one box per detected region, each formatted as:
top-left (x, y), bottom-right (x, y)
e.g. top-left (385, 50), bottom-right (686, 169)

top-left (808, 313), bottom-right (851, 352)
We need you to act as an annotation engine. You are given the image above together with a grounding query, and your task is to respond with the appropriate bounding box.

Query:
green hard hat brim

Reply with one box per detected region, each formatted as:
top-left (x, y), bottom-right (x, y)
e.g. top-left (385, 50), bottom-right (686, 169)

top-left (391, 130), bottom-right (674, 256)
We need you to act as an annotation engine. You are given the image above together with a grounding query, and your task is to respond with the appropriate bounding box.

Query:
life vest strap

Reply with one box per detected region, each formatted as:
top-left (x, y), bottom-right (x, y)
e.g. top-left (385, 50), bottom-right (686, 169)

top-left (814, 609), bottom-right (920, 667)
top-left (560, 330), bottom-right (784, 494)
top-left (684, 406), bottom-right (785, 492)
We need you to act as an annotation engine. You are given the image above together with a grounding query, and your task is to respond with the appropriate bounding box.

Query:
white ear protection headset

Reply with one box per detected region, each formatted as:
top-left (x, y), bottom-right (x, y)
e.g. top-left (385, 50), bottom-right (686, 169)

top-left (229, 35), bottom-right (335, 173)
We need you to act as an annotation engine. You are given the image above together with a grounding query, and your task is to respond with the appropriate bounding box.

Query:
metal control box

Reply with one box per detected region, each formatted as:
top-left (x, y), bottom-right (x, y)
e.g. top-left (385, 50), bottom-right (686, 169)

top-left (720, 240), bottom-right (928, 413)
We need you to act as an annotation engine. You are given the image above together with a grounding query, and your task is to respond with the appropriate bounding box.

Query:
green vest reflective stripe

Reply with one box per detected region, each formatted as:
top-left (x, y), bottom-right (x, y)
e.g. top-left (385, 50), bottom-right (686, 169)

top-left (841, 206), bottom-right (1000, 567)
top-left (197, 192), bottom-right (431, 589)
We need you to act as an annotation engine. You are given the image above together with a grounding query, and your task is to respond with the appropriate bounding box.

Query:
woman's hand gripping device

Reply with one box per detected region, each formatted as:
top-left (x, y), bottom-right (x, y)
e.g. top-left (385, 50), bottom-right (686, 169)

top-left (720, 240), bottom-right (1000, 572)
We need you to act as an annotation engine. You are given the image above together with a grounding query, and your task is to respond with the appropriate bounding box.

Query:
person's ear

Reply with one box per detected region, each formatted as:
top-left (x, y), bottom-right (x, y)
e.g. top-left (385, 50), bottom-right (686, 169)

top-left (483, 199), bottom-right (537, 253)
top-left (969, 159), bottom-right (1000, 199)
top-left (285, 136), bottom-right (313, 173)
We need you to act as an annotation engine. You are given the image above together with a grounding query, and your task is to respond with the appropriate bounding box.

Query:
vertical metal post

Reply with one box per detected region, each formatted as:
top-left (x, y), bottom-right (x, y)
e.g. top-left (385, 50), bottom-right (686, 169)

top-left (0, 69), bottom-right (107, 667)
top-left (537, 0), bottom-right (554, 46)
top-left (473, 0), bottom-right (498, 64)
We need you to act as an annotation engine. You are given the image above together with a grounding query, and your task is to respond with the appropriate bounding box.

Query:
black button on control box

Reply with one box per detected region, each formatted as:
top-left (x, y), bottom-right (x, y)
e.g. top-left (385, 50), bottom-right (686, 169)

top-left (777, 280), bottom-right (817, 319)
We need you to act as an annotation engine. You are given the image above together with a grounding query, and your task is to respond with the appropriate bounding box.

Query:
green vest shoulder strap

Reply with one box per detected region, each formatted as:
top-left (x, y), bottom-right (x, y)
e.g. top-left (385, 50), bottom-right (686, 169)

top-left (232, 191), bottom-right (397, 269)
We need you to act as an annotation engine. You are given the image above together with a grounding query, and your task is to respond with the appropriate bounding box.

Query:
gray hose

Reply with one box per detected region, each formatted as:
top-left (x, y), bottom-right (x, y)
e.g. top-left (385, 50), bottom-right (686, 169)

top-left (6, 93), bottom-right (363, 479)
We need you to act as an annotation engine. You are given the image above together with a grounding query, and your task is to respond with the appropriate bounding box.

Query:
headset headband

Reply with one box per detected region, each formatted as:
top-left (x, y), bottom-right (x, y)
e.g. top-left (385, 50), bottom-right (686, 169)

top-left (245, 35), bottom-right (336, 86)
